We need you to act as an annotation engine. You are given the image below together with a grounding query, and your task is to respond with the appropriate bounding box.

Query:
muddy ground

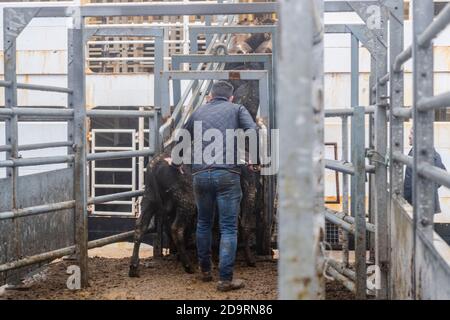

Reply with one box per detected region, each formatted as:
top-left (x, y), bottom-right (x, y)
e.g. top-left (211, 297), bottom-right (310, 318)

top-left (0, 255), bottom-right (354, 300)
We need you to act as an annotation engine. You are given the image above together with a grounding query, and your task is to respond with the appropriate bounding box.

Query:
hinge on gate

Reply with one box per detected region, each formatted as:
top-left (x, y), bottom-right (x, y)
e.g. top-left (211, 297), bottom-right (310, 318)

top-left (366, 148), bottom-right (389, 167)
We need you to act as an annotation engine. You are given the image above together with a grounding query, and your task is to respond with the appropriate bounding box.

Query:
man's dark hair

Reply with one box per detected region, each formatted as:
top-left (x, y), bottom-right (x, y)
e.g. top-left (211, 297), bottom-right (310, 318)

top-left (210, 81), bottom-right (234, 99)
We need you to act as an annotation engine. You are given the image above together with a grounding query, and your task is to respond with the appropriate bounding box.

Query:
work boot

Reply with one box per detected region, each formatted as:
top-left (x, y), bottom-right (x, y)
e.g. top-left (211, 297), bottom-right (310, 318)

top-left (217, 279), bottom-right (245, 292)
top-left (199, 271), bottom-right (213, 282)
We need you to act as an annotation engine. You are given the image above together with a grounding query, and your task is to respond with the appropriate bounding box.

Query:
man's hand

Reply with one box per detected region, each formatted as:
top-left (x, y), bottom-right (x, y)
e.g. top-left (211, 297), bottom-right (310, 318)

top-left (256, 117), bottom-right (265, 128)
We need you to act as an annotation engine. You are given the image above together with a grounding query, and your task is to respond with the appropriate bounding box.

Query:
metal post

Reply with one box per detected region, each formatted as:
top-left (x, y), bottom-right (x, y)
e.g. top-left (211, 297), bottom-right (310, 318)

top-left (351, 34), bottom-right (359, 109)
top-left (374, 7), bottom-right (389, 300)
top-left (412, 0), bottom-right (435, 299)
top-left (312, 0), bottom-right (325, 298)
top-left (69, 25), bottom-right (89, 288)
top-left (388, 0), bottom-right (405, 299)
top-left (341, 116), bottom-right (350, 266)
top-left (278, 0), bottom-right (320, 299)
top-left (368, 56), bottom-right (376, 265)
top-left (351, 106), bottom-right (366, 299)
top-left (3, 9), bottom-right (21, 285)
top-left (153, 106), bottom-right (163, 258)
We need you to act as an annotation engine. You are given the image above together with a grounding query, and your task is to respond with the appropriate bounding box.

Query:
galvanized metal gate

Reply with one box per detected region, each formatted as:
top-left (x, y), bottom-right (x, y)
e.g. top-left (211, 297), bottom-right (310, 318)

top-left (278, 0), bottom-right (450, 300)
top-left (0, 1), bottom-right (277, 289)
top-left (91, 128), bottom-right (137, 216)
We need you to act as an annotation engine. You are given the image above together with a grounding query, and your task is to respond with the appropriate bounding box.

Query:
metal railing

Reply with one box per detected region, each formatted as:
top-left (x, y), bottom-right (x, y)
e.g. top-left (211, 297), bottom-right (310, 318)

top-left (0, 1), bottom-right (277, 289)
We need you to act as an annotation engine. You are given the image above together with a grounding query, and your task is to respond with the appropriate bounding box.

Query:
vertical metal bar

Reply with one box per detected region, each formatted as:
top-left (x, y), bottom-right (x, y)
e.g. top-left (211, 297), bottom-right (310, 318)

top-left (154, 32), bottom-right (164, 109)
top-left (189, 29), bottom-right (199, 54)
top-left (3, 10), bottom-right (21, 283)
top-left (138, 109), bottom-right (145, 216)
top-left (271, 26), bottom-right (278, 128)
top-left (205, 15), bottom-right (213, 48)
top-left (278, 0), bottom-right (318, 299)
top-left (375, 7), bottom-right (389, 300)
top-left (312, 0), bottom-right (325, 298)
top-left (351, 106), bottom-right (366, 299)
top-left (368, 56), bottom-right (376, 265)
top-left (172, 58), bottom-right (182, 107)
top-left (388, 0), bottom-right (405, 299)
top-left (412, 0), bottom-right (435, 300)
top-left (67, 30), bottom-right (75, 170)
top-left (153, 107), bottom-right (162, 258)
top-left (351, 34), bottom-right (359, 109)
top-left (70, 25), bottom-right (89, 288)
top-left (345, 32), bottom-right (360, 268)
top-left (341, 116), bottom-right (350, 266)
top-left (259, 73), bottom-right (273, 256)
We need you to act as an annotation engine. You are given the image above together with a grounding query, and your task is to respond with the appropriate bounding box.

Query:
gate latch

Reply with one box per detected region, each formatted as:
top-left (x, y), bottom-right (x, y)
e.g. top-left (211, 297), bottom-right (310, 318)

top-left (366, 148), bottom-right (389, 167)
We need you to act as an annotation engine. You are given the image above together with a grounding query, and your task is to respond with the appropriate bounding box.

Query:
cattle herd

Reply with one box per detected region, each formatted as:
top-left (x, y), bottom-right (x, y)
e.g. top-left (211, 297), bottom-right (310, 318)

top-left (129, 20), bottom-right (275, 277)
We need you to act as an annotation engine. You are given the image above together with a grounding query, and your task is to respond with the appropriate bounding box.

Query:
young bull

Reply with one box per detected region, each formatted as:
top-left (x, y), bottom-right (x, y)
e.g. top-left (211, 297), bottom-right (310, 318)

top-left (129, 30), bottom-right (272, 277)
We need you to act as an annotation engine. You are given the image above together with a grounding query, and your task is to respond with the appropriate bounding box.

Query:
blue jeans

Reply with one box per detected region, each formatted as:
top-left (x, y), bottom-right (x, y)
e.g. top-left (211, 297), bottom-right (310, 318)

top-left (193, 169), bottom-right (242, 281)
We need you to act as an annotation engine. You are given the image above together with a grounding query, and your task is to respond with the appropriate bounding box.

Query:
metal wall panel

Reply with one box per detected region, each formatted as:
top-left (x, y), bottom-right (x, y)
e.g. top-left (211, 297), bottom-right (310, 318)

top-left (0, 168), bottom-right (75, 285)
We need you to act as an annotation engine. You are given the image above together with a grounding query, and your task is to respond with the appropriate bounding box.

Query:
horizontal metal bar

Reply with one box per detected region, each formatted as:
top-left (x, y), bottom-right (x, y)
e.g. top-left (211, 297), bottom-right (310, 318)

top-left (0, 80), bottom-right (12, 87)
top-left (92, 129), bottom-right (135, 133)
top-left (418, 3), bottom-right (450, 48)
top-left (93, 167), bottom-right (133, 172)
top-left (0, 201), bottom-right (75, 220)
top-left (87, 110), bottom-right (155, 118)
top-left (326, 265), bottom-right (356, 293)
top-left (366, 164), bottom-right (376, 174)
top-left (190, 25), bottom-right (276, 35)
top-left (324, 106), bottom-right (375, 117)
top-left (0, 145), bottom-right (11, 152)
top-left (326, 209), bottom-right (375, 233)
top-left (100, 201), bottom-right (133, 205)
top-left (418, 163), bottom-right (450, 189)
top-left (324, 24), bottom-right (348, 34)
top-left (393, 45), bottom-right (412, 72)
top-left (93, 147), bottom-right (134, 151)
top-left (16, 83), bottom-right (73, 94)
top-left (324, 1), bottom-right (379, 13)
top-left (0, 229), bottom-right (137, 273)
top-left (18, 141), bottom-right (73, 151)
top-left (0, 246), bottom-right (75, 273)
top-left (87, 150), bottom-right (153, 161)
top-left (328, 258), bottom-right (356, 281)
top-left (325, 109), bottom-right (355, 117)
top-left (79, 3), bottom-right (278, 17)
top-left (325, 159), bottom-right (355, 175)
top-left (325, 210), bottom-right (355, 234)
top-left (0, 108), bottom-right (74, 118)
top-left (392, 107), bottom-right (413, 119)
top-left (163, 70), bottom-right (267, 81)
top-left (172, 53), bottom-right (272, 64)
top-left (88, 190), bottom-right (145, 205)
top-left (91, 211), bottom-right (134, 216)
top-left (0, 155), bottom-right (74, 168)
top-left (87, 231), bottom-right (135, 249)
top-left (93, 184), bottom-right (132, 189)
top-left (392, 152), bottom-right (413, 167)
top-left (417, 91), bottom-right (450, 111)
top-left (85, 26), bottom-right (164, 38)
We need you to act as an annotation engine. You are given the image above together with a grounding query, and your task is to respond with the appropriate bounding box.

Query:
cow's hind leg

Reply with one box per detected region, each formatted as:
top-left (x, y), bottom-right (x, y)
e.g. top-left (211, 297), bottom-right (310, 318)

top-left (129, 198), bottom-right (154, 277)
top-left (171, 210), bottom-right (195, 274)
top-left (240, 175), bottom-right (257, 267)
top-left (240, 221), bottom-right (256, 267)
